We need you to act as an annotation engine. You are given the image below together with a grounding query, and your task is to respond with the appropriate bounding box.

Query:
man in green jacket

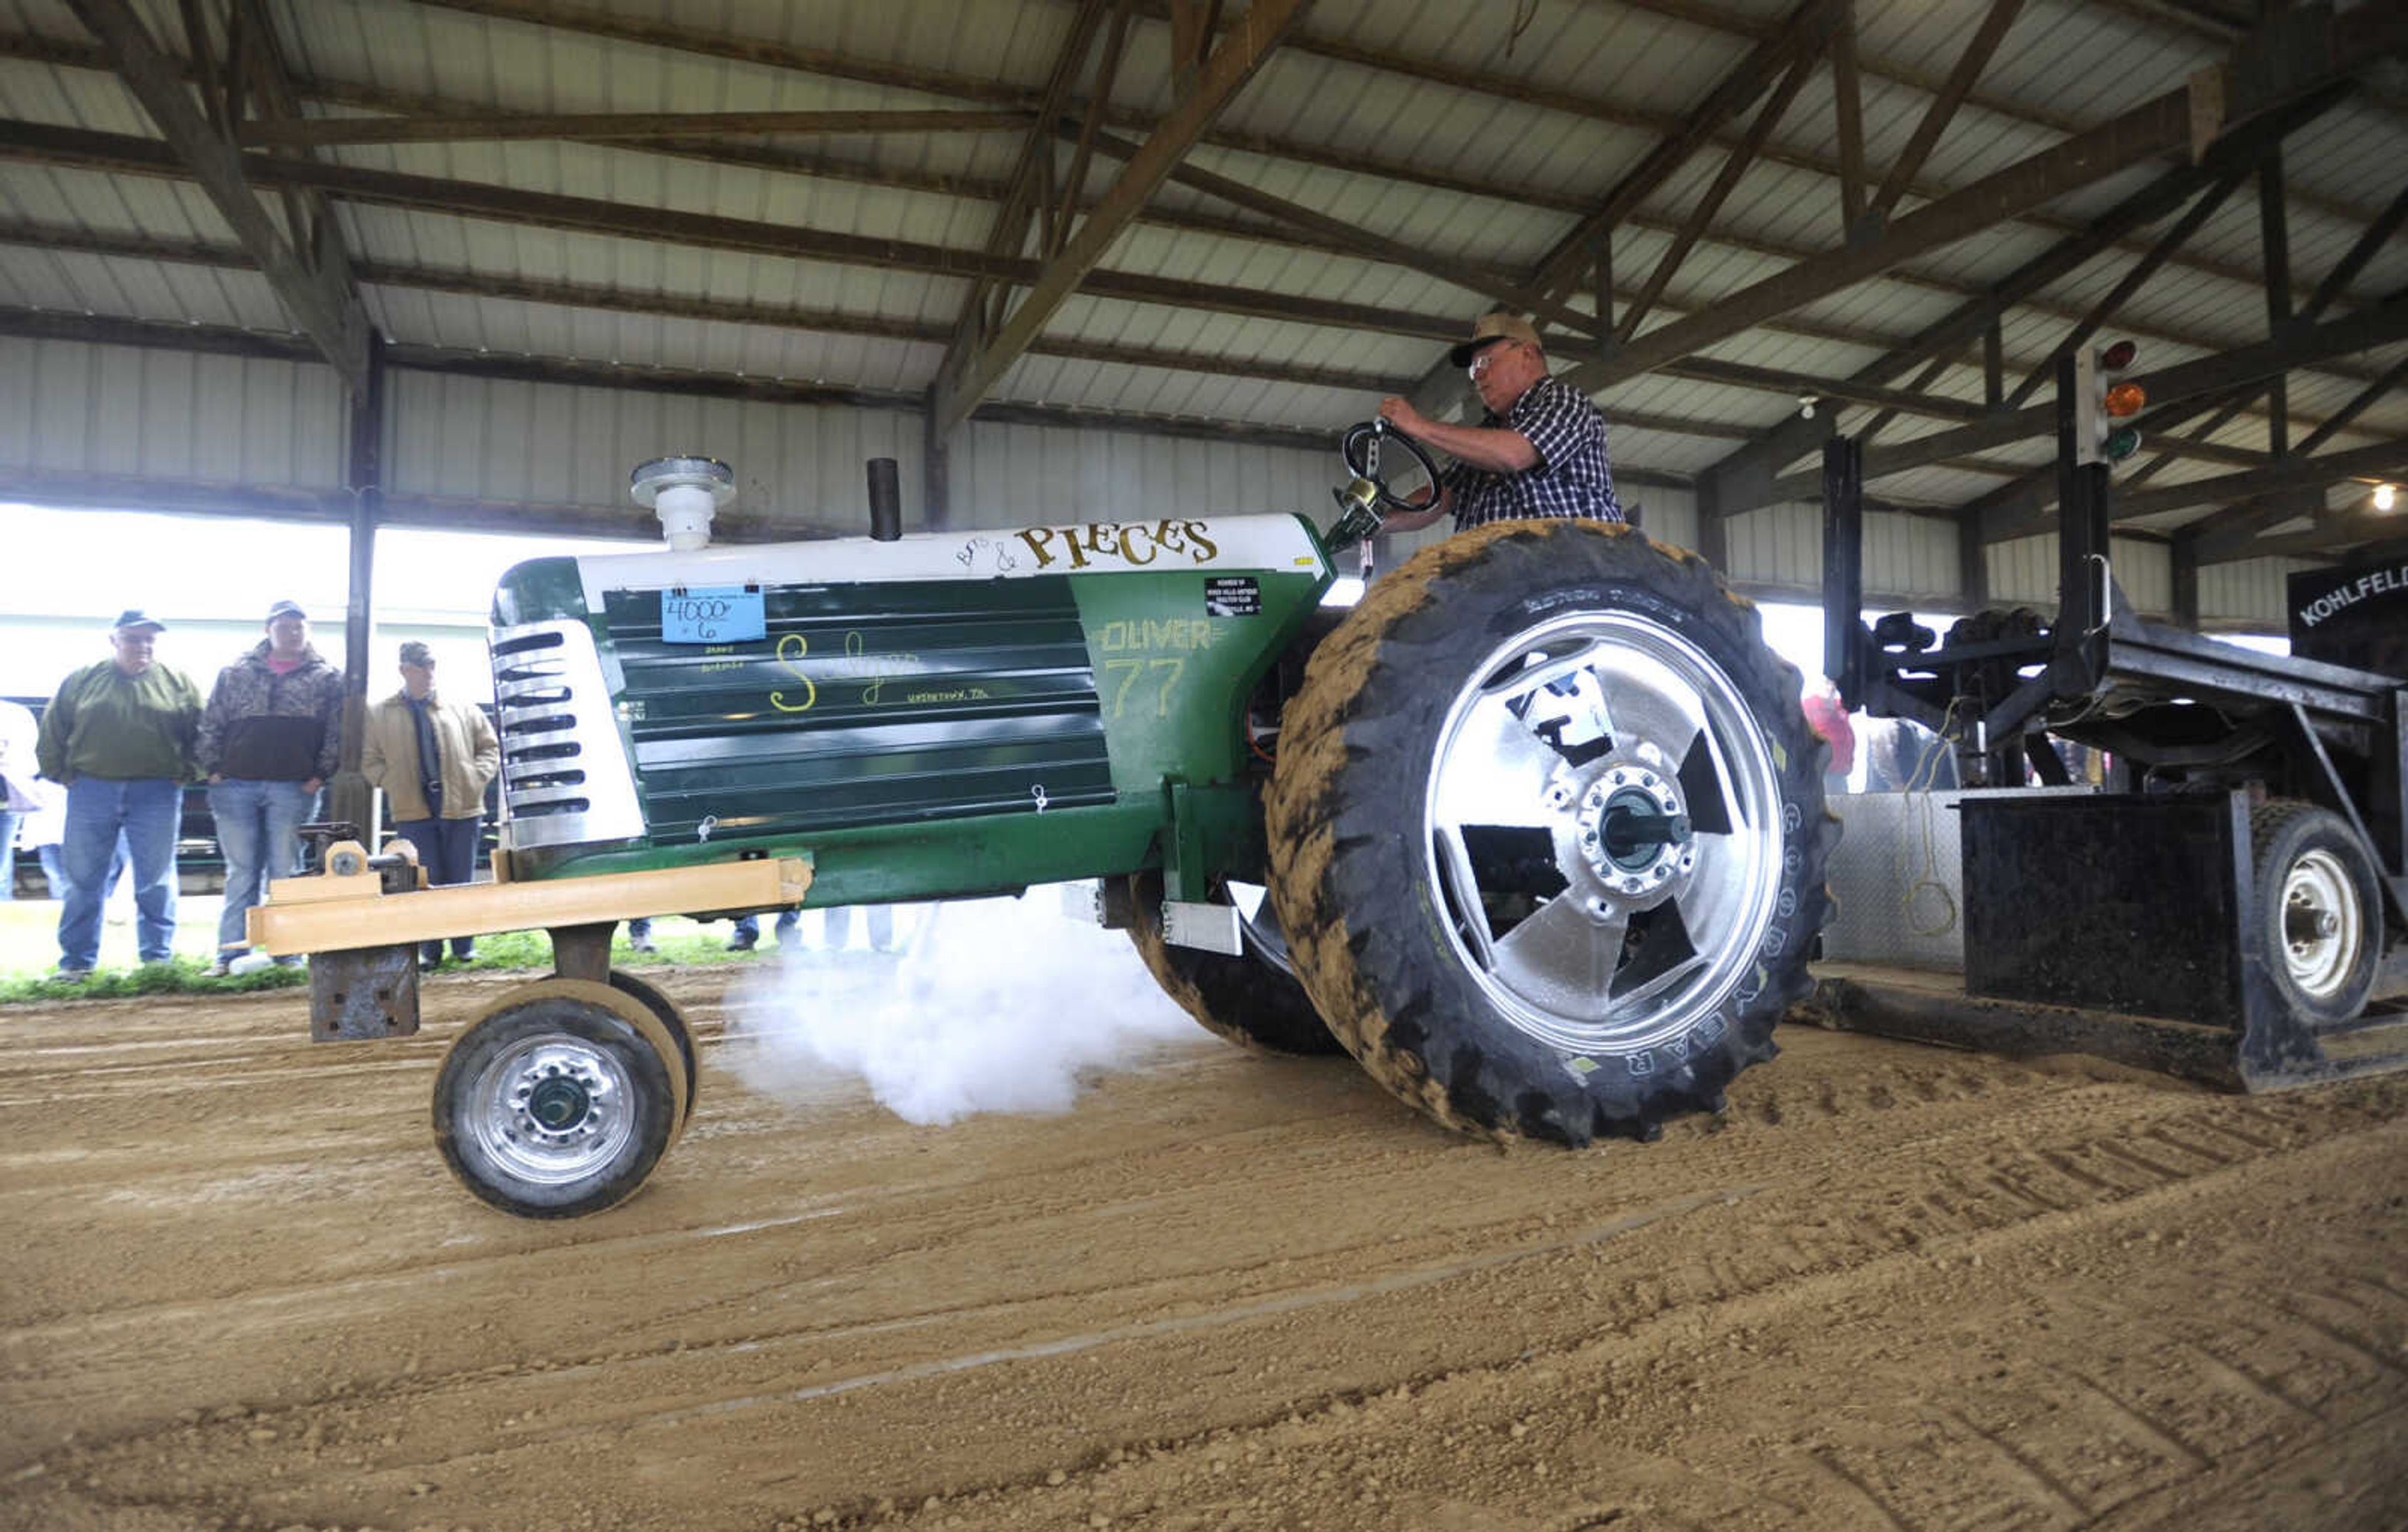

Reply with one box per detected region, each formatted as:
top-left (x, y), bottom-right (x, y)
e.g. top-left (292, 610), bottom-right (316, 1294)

top-left (36, 611), bottom-right (203, 979)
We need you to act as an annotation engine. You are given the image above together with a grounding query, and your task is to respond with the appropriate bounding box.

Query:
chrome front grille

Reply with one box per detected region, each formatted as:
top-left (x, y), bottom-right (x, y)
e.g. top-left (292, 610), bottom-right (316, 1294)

top-left (488, 619), bottom-right (647, 852)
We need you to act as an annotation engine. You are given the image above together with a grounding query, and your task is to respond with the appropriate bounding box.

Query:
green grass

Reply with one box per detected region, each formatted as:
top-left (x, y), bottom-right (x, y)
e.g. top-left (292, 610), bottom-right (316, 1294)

top-left (0, 897), bottom-right (776, 1005)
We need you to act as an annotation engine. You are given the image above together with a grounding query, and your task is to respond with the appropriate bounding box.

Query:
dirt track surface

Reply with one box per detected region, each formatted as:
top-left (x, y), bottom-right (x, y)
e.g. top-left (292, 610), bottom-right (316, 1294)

top-left (3, 968), bottom-right (2404, 1532)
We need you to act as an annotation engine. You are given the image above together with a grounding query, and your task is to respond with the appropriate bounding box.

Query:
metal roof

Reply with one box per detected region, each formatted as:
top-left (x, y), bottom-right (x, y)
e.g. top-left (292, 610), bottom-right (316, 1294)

top-left (0, 0), bottom-right (2400, 574)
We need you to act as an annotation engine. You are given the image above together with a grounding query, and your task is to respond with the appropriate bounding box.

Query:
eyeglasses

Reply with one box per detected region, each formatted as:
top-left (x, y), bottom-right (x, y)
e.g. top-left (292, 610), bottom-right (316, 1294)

top-left (1467, 342), bottom-right (1519, 381)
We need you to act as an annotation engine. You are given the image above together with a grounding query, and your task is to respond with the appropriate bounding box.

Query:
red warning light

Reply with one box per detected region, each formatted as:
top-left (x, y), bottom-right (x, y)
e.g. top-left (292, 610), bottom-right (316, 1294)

top-left (2099, 339), bottom-right (2138, 371)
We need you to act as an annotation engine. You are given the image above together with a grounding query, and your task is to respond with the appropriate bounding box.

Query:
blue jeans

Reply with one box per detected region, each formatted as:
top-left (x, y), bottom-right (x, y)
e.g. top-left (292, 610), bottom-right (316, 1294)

top-left (40, 838), bottom-right (126, 905)
top-left (731, 910), bottom-right (801, 944)
top-left (208, 778), bottom-right (320, 958)
top-left (395, 815), bottom-right (482, 960)
top-left (0, 809), bottom-right (16, 899)
top-left (59, 777), bottom-right (182, 970)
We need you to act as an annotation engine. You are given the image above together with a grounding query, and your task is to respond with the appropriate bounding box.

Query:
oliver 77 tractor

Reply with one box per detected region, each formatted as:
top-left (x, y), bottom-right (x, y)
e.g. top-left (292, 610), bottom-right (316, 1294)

top-left (253, 438), bottom-right (1836, 1217)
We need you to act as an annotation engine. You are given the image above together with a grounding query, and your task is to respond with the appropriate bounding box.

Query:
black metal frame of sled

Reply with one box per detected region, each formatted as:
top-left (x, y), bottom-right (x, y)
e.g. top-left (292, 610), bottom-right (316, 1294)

top-left (1812, 366), bottom-right (2408, 1089)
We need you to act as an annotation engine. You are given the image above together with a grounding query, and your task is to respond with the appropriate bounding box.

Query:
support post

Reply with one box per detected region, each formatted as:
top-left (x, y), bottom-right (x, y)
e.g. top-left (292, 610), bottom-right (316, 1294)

top-left (2172, 530), bottom-right (2201, 631)
top-left (1822, 433), bottom-right (1864, 707)
top-left (922, 406), bottom-right (951, 532)
top-left (2259, 148), bottom-right (2291, 456)
top-left (326, 330), bottom-right (384, 840)
top-left (2053, 351), bottom-right (2111, 697)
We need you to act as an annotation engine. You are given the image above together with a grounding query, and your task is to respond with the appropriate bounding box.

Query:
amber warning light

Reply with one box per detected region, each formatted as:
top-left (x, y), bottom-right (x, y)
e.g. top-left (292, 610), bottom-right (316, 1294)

top-left (2075, 339), bottom-right (2146, 467)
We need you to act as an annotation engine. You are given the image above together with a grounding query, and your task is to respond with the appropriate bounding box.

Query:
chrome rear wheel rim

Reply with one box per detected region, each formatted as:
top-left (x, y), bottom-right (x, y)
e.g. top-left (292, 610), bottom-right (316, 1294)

top-left (1423, 611), bottom-right (1786, 1056)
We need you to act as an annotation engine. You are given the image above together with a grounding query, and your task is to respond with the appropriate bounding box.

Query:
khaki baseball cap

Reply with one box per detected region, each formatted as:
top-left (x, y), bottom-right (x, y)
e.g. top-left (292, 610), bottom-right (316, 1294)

top-left (1448, 311), bottom-right (1544, 367)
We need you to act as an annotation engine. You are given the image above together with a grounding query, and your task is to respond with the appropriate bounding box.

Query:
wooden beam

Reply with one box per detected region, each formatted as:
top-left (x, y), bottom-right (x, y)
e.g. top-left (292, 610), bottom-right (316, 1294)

top-left (2175, 354), bottom-right (2408, 560)
top-left (62, 0), bottom-right (367, 392)
top-left (1864, 0), bottom-right (2025, 226)
top-left (1529, 0), bottom-right (1840, 301)
top-left (2004, 164), bottom-right (2248, 408)
top-left (1051, 3), bottom-right (1134, 258)
top-left (2260, 148), bottom-right (2293, 455)
top-left (1619, 48), bottom-right (1812, 342)
top-left (381, 0), bottom-right (2399, 312)
top-left (937, 0), bottom-right (1111, 430)
top-left (1830, 0), bottom-right (1866, 233)
top-left (1079, 124), bottom-right (1605, 336)
top-left (1684, 83), bottom-right (2351, 522)
top-left (1, 26), bottom-right (2385, 393)
top-left (237, 108), bottom-right (1032, 147)
top-left (1560, 89), bottom-right (2199, 397)
top-left (930, 0), bottom-right (1306, 434)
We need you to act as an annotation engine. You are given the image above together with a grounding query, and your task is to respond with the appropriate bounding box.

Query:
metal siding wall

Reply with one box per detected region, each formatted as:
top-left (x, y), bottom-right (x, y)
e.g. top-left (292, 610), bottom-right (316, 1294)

top-left (384, 372), bottom-right (932, 529)
top-left (952, 423), bottom-right (1329, 529)
top-left (1988, 534), bottom-right (2052, 605)
top-left (2199, 557), bottom-right (2317, 630)
top-left (1719, 501), bottom-right (1963, 605)
top-left (1988, 533), bottom-right (2173, 616)
top-left (2113, 539), bottom-right (2172, 616)
top-left (1721, 501), bottom-right (1822, 588)
top-left (1634, 486), bottom-right (1699, 551)
top-left (0, 337), bottom-right (344, 489)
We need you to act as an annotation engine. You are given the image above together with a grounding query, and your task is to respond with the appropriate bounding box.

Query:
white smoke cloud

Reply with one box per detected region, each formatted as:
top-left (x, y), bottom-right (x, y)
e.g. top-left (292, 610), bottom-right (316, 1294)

top-left (723, 885), bottom-right (1204, 1125)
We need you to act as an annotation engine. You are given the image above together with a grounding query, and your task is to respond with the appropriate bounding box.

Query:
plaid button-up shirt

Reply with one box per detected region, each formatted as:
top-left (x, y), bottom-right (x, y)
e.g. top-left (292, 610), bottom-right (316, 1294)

top-left (1439, 374), bottom-right (1623, 531)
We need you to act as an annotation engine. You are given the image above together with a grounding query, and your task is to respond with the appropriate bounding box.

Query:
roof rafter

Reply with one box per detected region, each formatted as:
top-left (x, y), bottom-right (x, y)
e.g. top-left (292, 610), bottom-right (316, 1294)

top-left (394, 0), bottom-right (2391, 314)
top-left (1859, 0), bottom-right (2024, 235)
top-left (236, 107), bottom-right (1032, 146)
top-left (61, 0), bottom-right (369, 392)
top-left (0, 125), bottom-right (2373, 475)
top-left (0, 24), bottom-right (2388, 392)
top-left (927, 0), bottom-right (1305, 434)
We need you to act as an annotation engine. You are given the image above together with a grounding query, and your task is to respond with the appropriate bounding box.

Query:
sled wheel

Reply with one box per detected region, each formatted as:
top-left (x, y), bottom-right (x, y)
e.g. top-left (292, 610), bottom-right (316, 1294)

top-left (2251, 799), bottom-right (2380, 1027)
top-left (1126, 872), bottom-right (1343, 1055)
top-left (433, 981), bottom-right (685, 1218)
top-left (1266, 519), bottom-right (1837, 1145)
top-left (606, 968), bottom-right (700, 1131)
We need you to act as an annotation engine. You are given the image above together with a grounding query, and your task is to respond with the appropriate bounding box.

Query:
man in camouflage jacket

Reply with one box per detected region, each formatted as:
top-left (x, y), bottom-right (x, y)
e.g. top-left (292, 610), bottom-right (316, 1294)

top-left (197, 600), bottom-right (345, 974)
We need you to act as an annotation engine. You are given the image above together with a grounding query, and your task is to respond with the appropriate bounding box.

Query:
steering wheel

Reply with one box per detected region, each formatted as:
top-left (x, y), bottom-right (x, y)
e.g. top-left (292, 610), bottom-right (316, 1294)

top-left (1339, 420), bottom-right (1442, 513)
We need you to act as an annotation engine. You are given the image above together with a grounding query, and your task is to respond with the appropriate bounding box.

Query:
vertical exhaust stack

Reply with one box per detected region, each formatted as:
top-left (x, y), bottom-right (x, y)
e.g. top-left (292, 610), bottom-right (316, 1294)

top-left (631, 457), bottom-right (736, 551)
top-left (867, 457), bottom-right (902, 542)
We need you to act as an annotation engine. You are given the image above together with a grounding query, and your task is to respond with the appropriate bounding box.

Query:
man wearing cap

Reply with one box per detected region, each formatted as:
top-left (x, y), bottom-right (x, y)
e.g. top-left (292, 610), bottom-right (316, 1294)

top-left (1375, 311), bottom-right (1622, 533)
top-left (362, 642), bottom-right (500, 971)
top-left (36, 611), bottom-right (204, 979)
top-left (197, 600), bottom-right (347, 976)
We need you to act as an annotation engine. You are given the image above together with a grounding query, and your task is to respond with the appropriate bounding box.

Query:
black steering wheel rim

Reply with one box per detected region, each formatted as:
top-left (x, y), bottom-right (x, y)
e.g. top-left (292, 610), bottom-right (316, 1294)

top-left (1339, 421), bottom-right (1443, 514)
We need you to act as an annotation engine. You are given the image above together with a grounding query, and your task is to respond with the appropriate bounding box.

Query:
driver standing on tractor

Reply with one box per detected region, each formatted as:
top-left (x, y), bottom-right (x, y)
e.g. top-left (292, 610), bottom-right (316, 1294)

top-left (1374, 311), bottom-right (1624, 532)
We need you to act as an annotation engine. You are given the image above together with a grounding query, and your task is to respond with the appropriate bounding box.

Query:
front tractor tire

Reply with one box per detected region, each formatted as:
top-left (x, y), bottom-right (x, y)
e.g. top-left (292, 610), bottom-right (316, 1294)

top-left (1266, 519), bottom-right (1836, 1146)
top-left (433, 980), bottom-right (687, 1218)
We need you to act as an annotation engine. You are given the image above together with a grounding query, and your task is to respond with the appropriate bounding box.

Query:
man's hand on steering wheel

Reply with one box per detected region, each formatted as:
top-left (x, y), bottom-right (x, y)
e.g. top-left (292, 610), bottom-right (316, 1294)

top-left (1377, 396), bottom-right (1433, 437)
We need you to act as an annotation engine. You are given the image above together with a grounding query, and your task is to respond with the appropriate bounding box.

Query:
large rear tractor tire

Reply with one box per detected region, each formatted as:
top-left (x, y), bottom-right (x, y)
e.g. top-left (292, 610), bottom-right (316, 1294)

top-left (1126, 872), bottom-right (1343, 1055)
top-left (1266, 519), bottom-right (1836, 1145)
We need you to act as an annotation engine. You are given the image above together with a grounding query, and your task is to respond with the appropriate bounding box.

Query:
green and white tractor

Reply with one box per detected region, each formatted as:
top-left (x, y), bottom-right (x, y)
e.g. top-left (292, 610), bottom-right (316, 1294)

top-left (257, 435), bottom-right (1837, 1217)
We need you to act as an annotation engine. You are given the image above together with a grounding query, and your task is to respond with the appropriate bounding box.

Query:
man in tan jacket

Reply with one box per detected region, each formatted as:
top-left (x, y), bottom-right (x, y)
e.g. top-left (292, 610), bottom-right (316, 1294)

top-left (363, 641), bottom-right (500, 970)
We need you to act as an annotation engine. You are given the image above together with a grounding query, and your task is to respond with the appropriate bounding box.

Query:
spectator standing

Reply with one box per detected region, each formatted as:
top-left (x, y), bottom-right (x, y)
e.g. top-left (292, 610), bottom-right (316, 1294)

top-left (197, 600), bottom-right (345, 975)
top-left (1801, 677), bottom-right (1856, 800)
top-left (726, 909), bottom-right (800, 951)
top-left (24, 790), bottom-right (127, 907)
top-left (362, 642), bottom-right (499, 971)
top-left (0, 697), bottom-right (37, 897)
top-left (36, 611), bottom-right (203, 979)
